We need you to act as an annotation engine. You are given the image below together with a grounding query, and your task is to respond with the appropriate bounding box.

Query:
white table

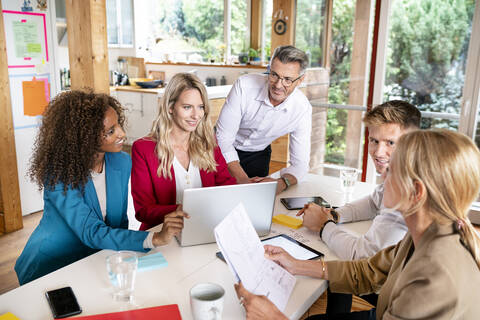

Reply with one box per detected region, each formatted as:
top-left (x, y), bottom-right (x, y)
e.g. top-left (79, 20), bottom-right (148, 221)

top-left (0, 174), bottom-right (375, 319)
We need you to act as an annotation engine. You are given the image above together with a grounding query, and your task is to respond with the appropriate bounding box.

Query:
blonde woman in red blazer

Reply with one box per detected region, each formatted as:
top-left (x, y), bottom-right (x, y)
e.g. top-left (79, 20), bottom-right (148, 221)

top-left (131, 73), bottom-right (236, 231)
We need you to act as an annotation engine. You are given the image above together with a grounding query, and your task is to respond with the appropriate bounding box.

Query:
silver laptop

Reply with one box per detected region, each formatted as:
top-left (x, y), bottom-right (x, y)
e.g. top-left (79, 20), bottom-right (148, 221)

top-left (177, 181), bottom-right (277, 246)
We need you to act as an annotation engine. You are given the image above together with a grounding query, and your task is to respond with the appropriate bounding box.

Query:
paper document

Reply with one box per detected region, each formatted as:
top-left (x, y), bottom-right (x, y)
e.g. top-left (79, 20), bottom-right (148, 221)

top-left (214, 203), bottom-right (296, 311)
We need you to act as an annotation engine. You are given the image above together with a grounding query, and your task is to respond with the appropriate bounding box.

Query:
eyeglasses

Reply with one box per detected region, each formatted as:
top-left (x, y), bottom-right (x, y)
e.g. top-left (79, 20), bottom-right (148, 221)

top-left (267, 71), bottom-right (303, 87)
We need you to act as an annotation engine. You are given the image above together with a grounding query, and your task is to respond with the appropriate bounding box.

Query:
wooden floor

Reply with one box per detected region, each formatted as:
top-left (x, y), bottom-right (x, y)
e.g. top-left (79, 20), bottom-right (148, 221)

top-left (269, 160), bottom-right (286, 175)
top-left (0, 210), bottom-right (43, 294)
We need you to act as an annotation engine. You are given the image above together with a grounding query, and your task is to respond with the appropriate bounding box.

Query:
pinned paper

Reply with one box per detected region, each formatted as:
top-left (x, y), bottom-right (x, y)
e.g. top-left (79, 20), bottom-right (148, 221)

top-left (22, 77), bottom-right (50, 116)
top-left (12, 20), bottom-right (41, 59)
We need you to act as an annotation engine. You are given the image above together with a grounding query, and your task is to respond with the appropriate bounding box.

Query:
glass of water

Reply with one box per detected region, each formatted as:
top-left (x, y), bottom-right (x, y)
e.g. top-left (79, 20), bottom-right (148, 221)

top-left (106, 251), bottom-right (138, 302)
top-left (340, 168), bottom-right (359, 202)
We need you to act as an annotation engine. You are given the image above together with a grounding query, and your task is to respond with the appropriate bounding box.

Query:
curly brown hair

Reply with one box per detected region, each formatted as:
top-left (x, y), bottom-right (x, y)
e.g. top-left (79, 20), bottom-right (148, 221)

top-left (29, 90), bottom-right (125, 191)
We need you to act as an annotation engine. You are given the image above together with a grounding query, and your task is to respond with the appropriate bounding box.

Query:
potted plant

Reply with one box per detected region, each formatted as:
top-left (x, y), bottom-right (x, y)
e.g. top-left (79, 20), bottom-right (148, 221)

top-left (238, 40), bottom-right (249, 64)
top-left (248, 48), bottom-right (260, 62)
top-left (238, 51), bottom-right (249, 64)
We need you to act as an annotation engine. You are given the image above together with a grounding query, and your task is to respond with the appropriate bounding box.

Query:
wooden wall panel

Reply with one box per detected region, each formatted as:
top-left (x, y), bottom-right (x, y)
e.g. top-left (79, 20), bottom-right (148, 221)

top-left (0, 3), bottom-right (23, 233)
top-left (300, 68), bottom-right (329, 174)
top-left (271, 0), bottom-right (296, 52)
top-left (322, 0), bottom-right (333, 69)
top-left (250, 0), bottom-right (263, 51)
top-left (271, 135), bottom-right (289, 163)
top-left (209, 98), bottom-right (226, 125)
top-left (344, 0), bottom-right (373, 168)
top-left (66, 0), bottom-right (110, 93)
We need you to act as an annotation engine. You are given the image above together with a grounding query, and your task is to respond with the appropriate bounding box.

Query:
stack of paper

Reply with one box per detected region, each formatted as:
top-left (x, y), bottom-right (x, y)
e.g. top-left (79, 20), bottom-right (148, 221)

top-left (214, 203), bottom-right (296, 311)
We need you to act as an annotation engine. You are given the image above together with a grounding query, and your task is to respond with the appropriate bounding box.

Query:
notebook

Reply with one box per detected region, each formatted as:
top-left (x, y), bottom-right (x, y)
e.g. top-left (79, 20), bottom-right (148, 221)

top-left (73, 305), bottom-right (181, 319)
top-left (177, 181), bottom-right (277, 246)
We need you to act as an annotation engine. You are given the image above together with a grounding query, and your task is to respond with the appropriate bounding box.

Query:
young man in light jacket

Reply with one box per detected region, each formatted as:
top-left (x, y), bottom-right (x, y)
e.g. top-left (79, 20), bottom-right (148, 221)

top-left (299, 100), bottom-right (421, 312)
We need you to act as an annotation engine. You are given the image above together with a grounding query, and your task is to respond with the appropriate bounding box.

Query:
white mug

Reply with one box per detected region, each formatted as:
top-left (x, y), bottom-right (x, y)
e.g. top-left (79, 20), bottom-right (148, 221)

top-left (190, 283), bottom-right (225, 320)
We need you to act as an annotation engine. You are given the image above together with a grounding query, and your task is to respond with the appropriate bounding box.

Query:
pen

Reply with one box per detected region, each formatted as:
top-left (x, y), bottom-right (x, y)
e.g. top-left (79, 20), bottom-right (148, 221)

top-left (296, 205), bottom-right (339, 216)
top-left (296, 203), bottom-right (311, 216)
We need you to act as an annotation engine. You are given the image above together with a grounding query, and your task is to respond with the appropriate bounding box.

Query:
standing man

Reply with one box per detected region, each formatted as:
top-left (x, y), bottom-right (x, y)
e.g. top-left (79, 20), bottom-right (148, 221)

top-left (216, 46), bottom-right (312, 194)
top-left (298, 100), bottom-right (421, 313)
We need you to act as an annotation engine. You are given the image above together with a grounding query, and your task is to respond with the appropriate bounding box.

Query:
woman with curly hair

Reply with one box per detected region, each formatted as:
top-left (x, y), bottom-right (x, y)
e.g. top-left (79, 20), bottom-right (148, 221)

top-left (15, 91), bottom-right (185, 285)
top-left (131, 73), bottom-right (236, 231)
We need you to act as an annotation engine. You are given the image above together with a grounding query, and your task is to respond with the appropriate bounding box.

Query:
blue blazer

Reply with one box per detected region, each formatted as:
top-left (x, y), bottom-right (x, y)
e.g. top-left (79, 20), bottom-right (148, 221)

top-left (15, 152), bottom-right (149, 285)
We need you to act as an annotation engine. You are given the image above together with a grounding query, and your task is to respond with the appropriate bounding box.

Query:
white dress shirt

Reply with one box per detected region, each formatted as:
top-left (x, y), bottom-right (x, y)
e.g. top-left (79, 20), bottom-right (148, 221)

top-left (216, 73), bottom-right (312, 181)
top-left (321, 184), bottom-right (408, 260)
top-left (91, 168), bottom-right (107, 221)
top-left (172, 156), bottom-right (203, 204)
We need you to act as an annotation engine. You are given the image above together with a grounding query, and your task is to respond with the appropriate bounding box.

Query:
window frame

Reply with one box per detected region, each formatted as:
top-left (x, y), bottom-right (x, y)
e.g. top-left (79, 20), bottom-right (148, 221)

top-left (107, 0), bottom-right (135, 48)
top-left (365, 0), bottom-right (480, 183)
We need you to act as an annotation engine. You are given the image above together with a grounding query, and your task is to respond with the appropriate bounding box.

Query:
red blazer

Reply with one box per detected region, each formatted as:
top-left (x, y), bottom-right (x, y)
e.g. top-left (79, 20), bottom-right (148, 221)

top-left (131, 138), bottom-right (237, 230)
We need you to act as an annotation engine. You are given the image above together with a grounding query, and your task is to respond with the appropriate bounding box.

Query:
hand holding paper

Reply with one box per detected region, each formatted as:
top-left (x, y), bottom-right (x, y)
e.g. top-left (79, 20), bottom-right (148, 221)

top-left (214, 203), bottom-right (296, 311)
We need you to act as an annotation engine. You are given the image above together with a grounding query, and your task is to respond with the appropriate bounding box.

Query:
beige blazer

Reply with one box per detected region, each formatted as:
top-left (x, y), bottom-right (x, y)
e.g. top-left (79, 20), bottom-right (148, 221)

top-left (327, 222), bottom-right (480, 319)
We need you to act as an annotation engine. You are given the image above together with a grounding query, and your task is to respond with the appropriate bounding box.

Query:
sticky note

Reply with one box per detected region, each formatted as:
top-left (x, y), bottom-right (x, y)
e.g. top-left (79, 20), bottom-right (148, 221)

top-left (0, 312), bottom-right (20, 320)
top-left (272, 214), bottom-right (303, 229)
top-left (22, 78), bottom-right (49, 116)
top-left (137, 252), bottom-right (168, 272)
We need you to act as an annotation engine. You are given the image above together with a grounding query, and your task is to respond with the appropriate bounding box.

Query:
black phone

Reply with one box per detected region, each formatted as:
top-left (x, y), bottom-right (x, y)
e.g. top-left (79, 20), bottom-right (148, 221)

top-left (280, 196), bottom-right (330, 210)
top-left (45, 286), bottom-right (82, 319)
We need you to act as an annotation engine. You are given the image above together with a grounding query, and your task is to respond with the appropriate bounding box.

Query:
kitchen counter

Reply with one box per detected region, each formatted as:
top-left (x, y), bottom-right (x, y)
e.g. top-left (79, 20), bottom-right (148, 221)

top-left (111, 84), bottom-right (232, 99)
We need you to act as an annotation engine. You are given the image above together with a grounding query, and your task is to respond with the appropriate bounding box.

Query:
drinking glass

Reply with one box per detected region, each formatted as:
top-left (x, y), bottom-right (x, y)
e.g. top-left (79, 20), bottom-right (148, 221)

top-left (340, 168), bottom-right (359, 202)
top-left (106, 251), bottom-right (138, 302)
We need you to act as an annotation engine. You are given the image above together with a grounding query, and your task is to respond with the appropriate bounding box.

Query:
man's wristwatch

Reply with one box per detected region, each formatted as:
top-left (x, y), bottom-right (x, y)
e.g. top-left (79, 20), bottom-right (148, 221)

top-left (330, 209), bottom-right (339, 223)
top-left (281, 176), bottom-right (291, 191)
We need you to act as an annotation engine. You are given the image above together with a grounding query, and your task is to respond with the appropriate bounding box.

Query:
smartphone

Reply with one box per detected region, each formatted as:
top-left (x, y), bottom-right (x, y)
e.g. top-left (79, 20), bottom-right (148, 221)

top-left (280, 196), bottom-right (330, 210)
top-left (45, 286), bottom-right (82, 319)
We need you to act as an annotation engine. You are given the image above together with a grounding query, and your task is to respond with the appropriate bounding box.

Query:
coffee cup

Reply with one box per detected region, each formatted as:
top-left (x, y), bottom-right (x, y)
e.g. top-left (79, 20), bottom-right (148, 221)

top-left (190, 282), bottom-right (225, 320)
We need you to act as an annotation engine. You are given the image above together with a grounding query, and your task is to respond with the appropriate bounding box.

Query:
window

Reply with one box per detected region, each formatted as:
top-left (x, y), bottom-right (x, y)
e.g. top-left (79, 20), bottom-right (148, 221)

top-left (261, 0), bottom-right (273, 61)
top-left (230, 0), bottom-right (248, 57)
top-left (323, 0), bottom-right (358, 167)
top-left (295, 0), bottom-right (327, 68)
top-left (135, 0), bottom-right (251, 63)
top-left (383, 0), bottom-right (476, 131)
top-left (106, 0), bottom-right (134, 47)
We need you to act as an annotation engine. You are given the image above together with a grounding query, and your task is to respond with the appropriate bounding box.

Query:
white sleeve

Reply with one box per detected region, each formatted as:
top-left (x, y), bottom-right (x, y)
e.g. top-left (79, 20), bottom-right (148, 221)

top-left (280, 103), bottom-right (311, 182)
top-left (321, 210), bottom-right (408, 260)
top-left (215, 79), bottom-right (243, 163)
top-left (336, 184), bottom-right (384, 223)
top-left (143, 231), bottom-right (155, 249)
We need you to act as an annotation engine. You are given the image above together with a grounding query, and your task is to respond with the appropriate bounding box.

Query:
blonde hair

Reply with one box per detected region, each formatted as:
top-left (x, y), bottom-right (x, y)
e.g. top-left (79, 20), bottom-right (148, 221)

top-left (363, 100), bottom-right (421, 130)
top-left (148, 73), bottom-right (217, 179)
top-left (391, 129), bottom-right (480, 268)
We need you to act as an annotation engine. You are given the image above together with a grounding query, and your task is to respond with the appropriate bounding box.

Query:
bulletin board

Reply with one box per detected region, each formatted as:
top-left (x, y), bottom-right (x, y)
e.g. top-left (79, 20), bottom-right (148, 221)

top-left (2, 10), bottom-right (49, 68)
